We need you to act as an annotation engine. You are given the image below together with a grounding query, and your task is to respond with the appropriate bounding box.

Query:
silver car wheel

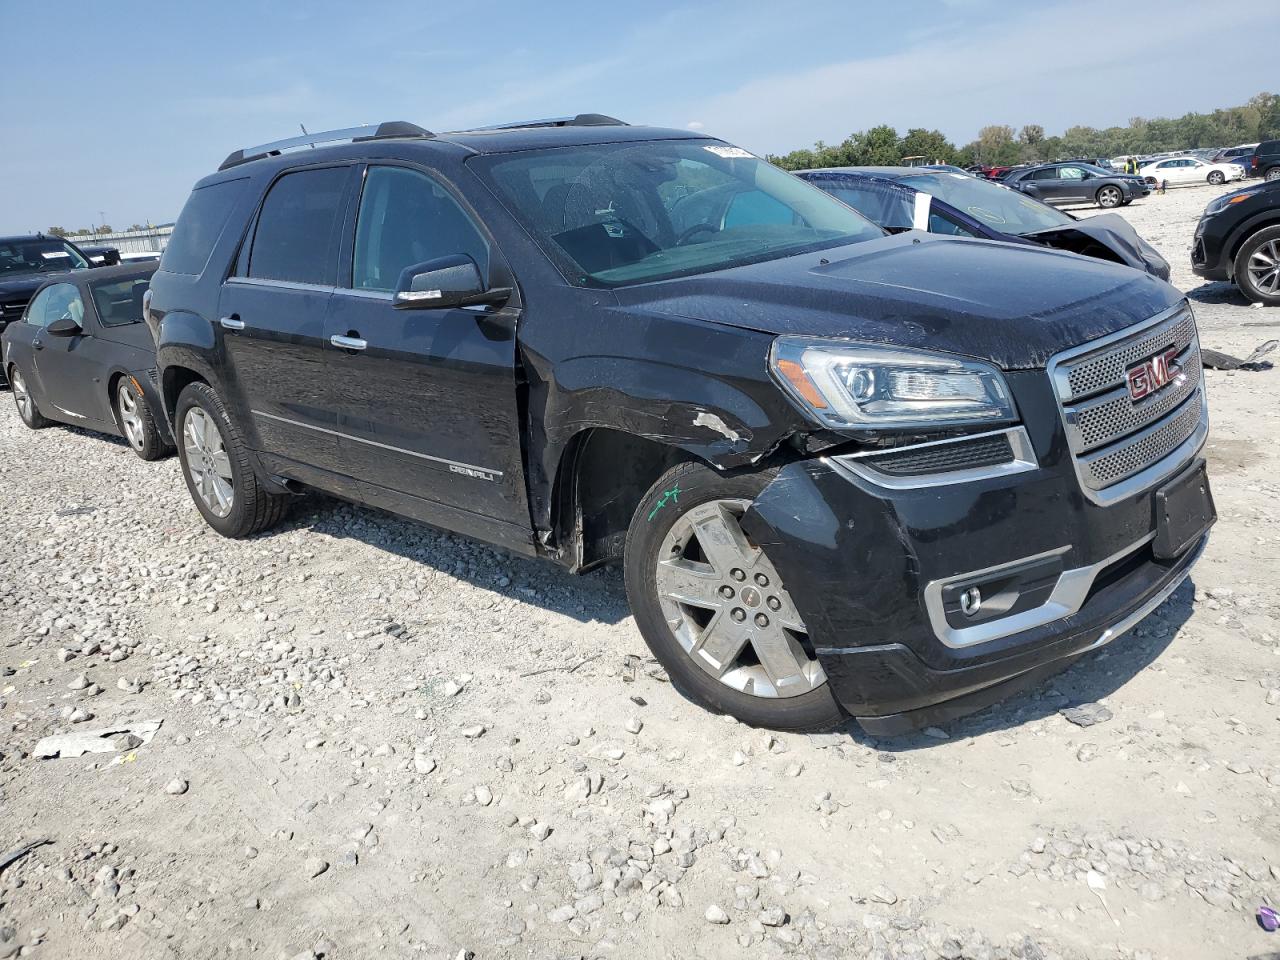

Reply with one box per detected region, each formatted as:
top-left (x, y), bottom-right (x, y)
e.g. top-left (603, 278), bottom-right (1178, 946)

top-left (182, 407), bottom-right (234, 518)
top-left (12, 369), bottom-right (31, 421)
top-left (654, 499), bottom-right (826, 699)
top-left (1248, 239), bottom-right (1280, 296)
top-left (117, 381), bottom-right (144, 450)
top-left (1098, 186), bottom-right (1122, 208)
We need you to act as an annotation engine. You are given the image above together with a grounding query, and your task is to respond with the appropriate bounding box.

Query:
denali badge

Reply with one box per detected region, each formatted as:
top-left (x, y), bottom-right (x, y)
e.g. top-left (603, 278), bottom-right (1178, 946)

top-left (1125, 347), bottom-right (1180, 402)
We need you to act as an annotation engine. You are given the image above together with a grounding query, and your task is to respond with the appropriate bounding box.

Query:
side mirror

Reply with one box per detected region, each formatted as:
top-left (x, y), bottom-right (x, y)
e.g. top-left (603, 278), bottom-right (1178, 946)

top-left (100, 250), bottom-right (121, 266)
top-left (393, 255), bottom-right (511, 311)
top-left (47, 316), bottom-right (82, 337)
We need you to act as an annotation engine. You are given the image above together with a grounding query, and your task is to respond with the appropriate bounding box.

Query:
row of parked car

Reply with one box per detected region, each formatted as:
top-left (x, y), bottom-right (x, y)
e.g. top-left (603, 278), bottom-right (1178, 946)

top-left (1, 114), bottom-right (1274, 734)
top-left (969, 140), bottom-right (1280, 193)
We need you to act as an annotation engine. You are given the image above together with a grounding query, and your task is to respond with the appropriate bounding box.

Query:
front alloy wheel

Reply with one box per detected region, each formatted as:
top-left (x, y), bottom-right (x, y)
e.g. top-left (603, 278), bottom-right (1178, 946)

top-left (655, 499), bottom-right (824, 699)
top-left (624, 462), bottom-right (844, 731)
top-left (182, 406), bottom-right (234, 517)
top-left (10, 367), bottom-right (50, 429)
top-left (1097, 185), bottom-right (1123, 208)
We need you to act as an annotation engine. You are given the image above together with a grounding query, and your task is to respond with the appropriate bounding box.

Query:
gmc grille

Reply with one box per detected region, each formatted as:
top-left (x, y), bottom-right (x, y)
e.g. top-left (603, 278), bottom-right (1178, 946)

top-left (1048, 306), bottom-right (1206, 504)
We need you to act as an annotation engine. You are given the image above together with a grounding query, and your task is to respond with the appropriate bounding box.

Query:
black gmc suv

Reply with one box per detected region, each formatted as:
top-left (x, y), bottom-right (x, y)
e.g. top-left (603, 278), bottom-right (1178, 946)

top-left (145, 117), bottom-right (1214, 734)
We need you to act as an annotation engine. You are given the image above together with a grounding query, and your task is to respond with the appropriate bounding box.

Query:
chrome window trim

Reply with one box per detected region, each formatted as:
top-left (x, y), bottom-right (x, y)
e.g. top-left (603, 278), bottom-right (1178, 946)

top-left (922, 532), bottom-right (1156, 649)
top-left (224, 277), bottom-right (336, 295)
top-left (250, 410), bottom-right (503, 478)
top-left (827, 426), bottom-right (1037, 491)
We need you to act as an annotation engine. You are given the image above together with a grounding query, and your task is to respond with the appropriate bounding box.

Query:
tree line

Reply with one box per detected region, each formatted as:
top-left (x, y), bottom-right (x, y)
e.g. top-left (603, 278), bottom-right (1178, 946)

top-left (769, 92), bottom-right (1280, 170)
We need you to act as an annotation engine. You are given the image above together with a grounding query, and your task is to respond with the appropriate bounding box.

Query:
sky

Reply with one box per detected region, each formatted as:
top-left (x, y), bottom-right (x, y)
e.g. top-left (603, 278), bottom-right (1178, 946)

top-left (1, 0), bottom-right (1275, 233)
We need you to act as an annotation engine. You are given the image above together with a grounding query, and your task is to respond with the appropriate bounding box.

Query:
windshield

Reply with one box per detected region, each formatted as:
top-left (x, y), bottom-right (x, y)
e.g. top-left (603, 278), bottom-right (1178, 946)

top-left (0, 238), bottom-right (89, 278)
top-left (898, 172), bottom-right (1073, 236)
top-left (472, 140), bottom-right (882, 287)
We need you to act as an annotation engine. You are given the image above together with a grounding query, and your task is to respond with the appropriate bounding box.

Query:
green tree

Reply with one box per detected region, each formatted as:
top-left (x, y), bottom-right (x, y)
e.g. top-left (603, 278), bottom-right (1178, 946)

top-left (900, 128), bottom-right (957, 164)
top-left (96, 224), bottom-right (114, 235)
top-left (46, 227), bottom-right (68, 237)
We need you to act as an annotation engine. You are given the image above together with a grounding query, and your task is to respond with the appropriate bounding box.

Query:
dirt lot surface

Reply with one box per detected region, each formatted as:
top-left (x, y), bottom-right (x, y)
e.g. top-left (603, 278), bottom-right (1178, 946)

top-left (2, 179), bottom-right (1278, 960)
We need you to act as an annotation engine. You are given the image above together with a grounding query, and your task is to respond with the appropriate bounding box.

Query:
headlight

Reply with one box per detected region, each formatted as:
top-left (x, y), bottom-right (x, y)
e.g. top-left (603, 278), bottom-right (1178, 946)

top-left (770, 337), bottom-right (1017, 430)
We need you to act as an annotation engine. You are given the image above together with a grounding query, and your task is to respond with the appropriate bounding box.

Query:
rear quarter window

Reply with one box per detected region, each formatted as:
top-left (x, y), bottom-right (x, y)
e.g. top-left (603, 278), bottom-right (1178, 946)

top-left (161, 178), bottom-right (249, 276)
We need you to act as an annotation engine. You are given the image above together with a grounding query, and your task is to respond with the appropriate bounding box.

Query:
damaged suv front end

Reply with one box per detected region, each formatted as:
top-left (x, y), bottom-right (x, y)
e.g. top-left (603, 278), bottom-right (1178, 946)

top-left (468, 134), bottom-right (1214, 733)
top-left (748, 303), bottom-right (1210, 733)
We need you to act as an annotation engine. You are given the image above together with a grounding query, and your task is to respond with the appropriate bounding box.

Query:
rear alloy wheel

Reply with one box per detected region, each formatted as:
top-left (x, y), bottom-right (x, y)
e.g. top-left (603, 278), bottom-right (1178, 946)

top-left (1267, 168), bottom-right (1280, 183)
top-left (1097, 185), bottom-right (1123, 208)
top-left (1235, 225), bottom-right (1280, 306)
top-left (625, 462), bottom-right (844, 731)
top-left (1208, 171), bottom-right (1225, 186)
top-left (175, 381), bottom-right (289, 537)
top-left (9, 366), bottom-right (50, 429)
top-left (115, 377), bottom-right (169, 461)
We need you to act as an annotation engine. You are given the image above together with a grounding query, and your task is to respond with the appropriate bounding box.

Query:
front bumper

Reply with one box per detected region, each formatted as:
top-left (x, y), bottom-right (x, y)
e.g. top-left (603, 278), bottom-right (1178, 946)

top-left (743, 366), bottom-right (1211, 734)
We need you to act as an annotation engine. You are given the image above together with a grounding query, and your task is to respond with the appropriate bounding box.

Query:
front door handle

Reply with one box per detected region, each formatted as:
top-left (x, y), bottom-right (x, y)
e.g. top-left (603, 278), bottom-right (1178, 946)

top-left (220, 315), bottom-right (245, 330)
top-left (330, 335), bottom-right (367, 351)
top-left (32, 338), bottom-right (44, 350)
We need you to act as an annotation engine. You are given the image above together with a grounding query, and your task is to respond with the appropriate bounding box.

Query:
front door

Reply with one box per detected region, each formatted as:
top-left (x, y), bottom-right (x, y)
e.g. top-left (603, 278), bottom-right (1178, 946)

top-left (1055, 166), bottom-right (1091, 203)
top-left (31, 281), bottom-right (110, 426)
top-left (217, 164), bottom-right (354, 483)
top-left (323, 163), bottom-right (530, 529)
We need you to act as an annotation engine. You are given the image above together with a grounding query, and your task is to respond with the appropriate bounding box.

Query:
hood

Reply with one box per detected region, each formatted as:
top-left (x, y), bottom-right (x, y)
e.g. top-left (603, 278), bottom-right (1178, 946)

top-left (609, 232), bottom-right (1183, 370)
top-left (1021, 213), bottom-right (1171, 281)
top-left (0, 274), bottom-right (48, 302)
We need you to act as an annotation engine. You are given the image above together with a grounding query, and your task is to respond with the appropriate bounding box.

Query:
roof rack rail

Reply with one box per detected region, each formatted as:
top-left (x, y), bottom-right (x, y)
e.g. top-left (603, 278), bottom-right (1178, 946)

top-left (464, 113), bottom-right (628, 132)
top-left (217, 121), bottom-right (434, 171)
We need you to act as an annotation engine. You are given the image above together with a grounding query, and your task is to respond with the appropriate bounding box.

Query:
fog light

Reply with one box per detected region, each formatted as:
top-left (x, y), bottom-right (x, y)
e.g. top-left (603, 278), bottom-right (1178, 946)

top-left (959, 587), bottom-right (983, 618)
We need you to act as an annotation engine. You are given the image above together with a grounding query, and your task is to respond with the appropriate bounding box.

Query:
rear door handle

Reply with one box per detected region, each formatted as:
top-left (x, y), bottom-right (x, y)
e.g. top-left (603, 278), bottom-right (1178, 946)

top-left (330, 335), bottom-right (367, 351)
top-left (220, 315), bottom-right (245, 330)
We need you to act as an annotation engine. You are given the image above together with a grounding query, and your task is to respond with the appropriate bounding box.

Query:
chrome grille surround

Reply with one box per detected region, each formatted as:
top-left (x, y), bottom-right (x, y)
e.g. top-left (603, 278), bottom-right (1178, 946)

top-left (1048, 304), bottom-right (1208, 506)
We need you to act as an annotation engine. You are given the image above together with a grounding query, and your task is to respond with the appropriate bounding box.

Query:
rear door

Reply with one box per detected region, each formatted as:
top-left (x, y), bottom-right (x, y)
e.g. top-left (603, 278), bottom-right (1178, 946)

top-left (323, 162), bottom-right (530, 528)
top-left (217, 164), bottom-right (355, 483)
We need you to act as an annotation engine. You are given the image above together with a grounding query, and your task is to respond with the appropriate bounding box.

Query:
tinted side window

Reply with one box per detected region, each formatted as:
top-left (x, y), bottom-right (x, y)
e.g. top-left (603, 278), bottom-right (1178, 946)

top-left (162, 178), bottom-right (248, 276)
top-left (41, 283), bottom-right (85, 326)
top-left (23, 287), bottom-right (52, 325)
top-left (249, 167), bottom-right (349, 286)
top-left (822, 183), bottom-right (914, 231)
top-left (351, 166), bottom-right (488, 292)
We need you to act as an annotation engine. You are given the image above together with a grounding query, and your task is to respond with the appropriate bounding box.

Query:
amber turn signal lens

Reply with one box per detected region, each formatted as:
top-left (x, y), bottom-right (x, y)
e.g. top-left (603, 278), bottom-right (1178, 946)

top-left (775, 358), bottom-right (829, 409)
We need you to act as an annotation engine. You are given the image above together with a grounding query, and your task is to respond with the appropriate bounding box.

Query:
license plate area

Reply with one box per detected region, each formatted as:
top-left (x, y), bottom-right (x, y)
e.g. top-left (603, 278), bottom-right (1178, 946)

top-left (1153, 459), bottom-right (1215, 560)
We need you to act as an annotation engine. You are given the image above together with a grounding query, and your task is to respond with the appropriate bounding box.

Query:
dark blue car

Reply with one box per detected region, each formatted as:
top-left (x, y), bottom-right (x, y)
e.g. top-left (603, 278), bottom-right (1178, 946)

top-left (798, 166), bottom-right (1171, 281)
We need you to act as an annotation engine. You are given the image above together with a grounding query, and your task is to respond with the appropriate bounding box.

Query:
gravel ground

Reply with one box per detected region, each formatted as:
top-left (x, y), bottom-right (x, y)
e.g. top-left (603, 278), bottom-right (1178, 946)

top-left (1, 179), bottom-right (1278, 960)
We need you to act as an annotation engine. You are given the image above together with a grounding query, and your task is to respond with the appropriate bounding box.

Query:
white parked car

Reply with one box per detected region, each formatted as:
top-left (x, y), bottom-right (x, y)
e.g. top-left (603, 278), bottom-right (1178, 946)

top-left (1139, 156), bottom-right (1245, 188)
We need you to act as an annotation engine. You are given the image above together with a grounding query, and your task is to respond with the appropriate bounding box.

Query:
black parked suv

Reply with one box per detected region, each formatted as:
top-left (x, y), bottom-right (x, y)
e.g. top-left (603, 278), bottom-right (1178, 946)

top-left (1252, 140), bottom-right (1280, 182)
top-left (146, 117), bottom-right (1213, 734)
top-left (1192, 179), bottom-right (1280, 304)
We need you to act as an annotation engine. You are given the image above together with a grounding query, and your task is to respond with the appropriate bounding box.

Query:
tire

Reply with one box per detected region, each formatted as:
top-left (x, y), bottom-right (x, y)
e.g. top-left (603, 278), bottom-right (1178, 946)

top-left (1235, 225), bottom-right (1280, 306)
top-left (174, 381), bottom-right (289, 538)
top-left (623, 461), bottom-right (845, 732)
top-left (114, 376), bottom-right (171, 461)
top-left (1096, 185), bottom-right (1123, 208)
top-left (9, 365), bottom-right (51, 429)
top-left (1208, 171), bottom-right (1225, 186)
top-left (1266, 167), bottom-right (1280, 183)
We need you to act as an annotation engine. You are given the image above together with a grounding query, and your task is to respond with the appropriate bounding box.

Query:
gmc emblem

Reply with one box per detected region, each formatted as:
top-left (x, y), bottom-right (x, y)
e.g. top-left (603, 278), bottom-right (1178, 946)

top-left (1126, 347), bottom-right (1181, 402)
